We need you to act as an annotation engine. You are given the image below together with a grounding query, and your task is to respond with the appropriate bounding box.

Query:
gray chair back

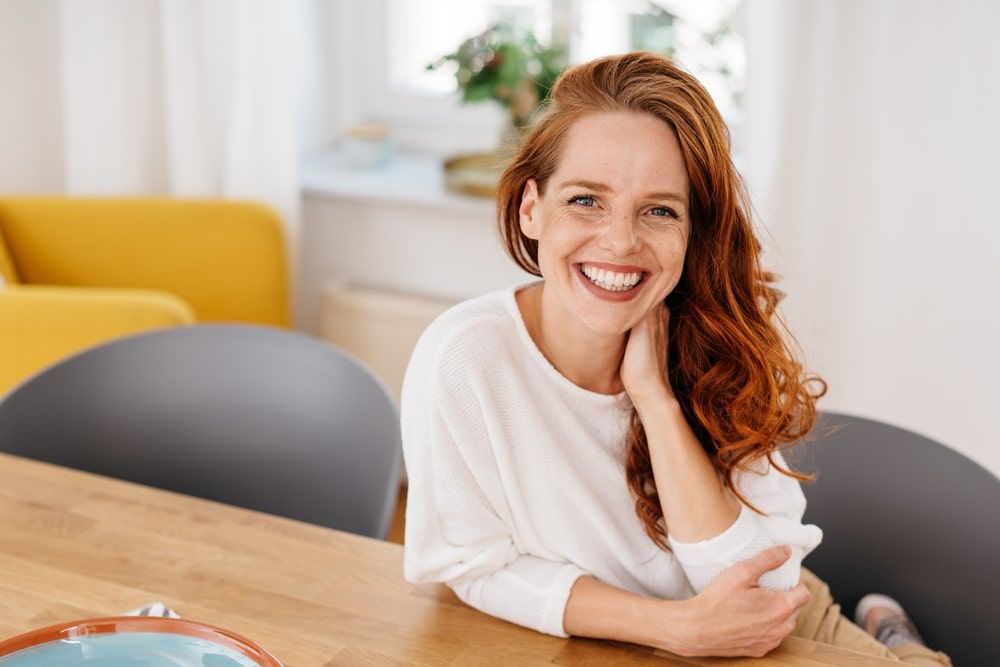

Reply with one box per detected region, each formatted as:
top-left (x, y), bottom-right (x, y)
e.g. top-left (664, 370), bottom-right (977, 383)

top-left (0, 325), bottom-right (402, 540)
top-left (798, 411), bottom-right (1000, 665)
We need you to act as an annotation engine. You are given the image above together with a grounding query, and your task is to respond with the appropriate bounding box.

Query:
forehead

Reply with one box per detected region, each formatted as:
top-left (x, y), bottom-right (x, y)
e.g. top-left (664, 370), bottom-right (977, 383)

top-left (550, 112), bottom-right (689, 197)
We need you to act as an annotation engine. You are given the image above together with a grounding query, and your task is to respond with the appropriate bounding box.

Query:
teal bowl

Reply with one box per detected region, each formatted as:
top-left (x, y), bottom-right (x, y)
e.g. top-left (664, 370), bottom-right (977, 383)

top-left (0, 616), bottom-right (282, 666)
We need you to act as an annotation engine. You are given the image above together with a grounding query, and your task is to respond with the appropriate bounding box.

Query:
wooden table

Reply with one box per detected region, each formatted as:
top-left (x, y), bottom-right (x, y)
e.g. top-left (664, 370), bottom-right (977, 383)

top-left (0, 453), bottom-right (896, 666)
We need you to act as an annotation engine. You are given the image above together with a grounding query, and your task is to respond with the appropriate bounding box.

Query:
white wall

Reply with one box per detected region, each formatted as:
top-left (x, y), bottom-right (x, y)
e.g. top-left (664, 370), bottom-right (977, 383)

top-left (745, 0), bottom-right (1000, 477)
top-left (297, 190), bottom-right (524, 334)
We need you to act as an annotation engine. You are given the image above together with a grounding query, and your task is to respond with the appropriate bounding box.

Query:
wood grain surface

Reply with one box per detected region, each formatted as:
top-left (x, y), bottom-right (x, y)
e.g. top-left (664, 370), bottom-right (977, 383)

top-left (0, 453), bottom-right (897, 666)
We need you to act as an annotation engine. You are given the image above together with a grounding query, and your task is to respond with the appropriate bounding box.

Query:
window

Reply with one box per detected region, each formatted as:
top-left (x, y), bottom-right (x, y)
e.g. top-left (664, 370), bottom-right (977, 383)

top-left (354, 0), bottom-right (744, 155)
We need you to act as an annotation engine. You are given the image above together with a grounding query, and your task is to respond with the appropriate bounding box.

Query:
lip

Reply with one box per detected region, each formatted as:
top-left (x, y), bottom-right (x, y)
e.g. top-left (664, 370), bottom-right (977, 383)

top-left (573, 263), bottom-right (648, 302)
top-left (579, 260), bottom-right (648, 274)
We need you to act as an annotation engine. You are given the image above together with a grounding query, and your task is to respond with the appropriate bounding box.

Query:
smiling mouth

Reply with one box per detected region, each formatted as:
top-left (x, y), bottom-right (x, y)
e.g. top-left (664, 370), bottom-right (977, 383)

top-left (576, 263), bottom-right (649, 292)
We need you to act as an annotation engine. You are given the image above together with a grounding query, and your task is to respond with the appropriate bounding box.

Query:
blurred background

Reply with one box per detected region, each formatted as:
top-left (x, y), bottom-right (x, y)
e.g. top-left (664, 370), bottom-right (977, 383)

top-left (1, 0), bottom-right (997, 479)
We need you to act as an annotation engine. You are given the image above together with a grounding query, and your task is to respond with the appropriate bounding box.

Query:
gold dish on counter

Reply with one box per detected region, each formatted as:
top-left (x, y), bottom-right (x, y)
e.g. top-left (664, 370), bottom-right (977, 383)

top-left (442, 152), bottom-right (508, 199)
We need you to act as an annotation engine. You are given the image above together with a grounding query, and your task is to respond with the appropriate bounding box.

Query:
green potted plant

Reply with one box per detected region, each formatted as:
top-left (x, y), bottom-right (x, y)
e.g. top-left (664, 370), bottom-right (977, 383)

top-left (429, 23), bottom-right (567, 196)
top-left (430, 23), bottom-right (566, 135)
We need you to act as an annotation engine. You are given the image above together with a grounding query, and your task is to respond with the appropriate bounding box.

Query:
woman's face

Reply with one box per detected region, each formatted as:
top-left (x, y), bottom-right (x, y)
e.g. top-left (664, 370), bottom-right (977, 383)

top-left (519, 111), bottom-right (692, 337)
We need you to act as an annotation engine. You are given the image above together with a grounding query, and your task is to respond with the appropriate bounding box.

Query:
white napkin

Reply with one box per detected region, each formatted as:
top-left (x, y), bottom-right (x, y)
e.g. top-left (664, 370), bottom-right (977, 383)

top-left (124, 602), bottom-right (181, 618)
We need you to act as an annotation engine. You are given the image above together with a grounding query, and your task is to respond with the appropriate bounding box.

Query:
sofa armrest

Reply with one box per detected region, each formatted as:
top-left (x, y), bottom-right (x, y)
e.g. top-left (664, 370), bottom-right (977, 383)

top-left (0, 285), bottom-right (195, 397)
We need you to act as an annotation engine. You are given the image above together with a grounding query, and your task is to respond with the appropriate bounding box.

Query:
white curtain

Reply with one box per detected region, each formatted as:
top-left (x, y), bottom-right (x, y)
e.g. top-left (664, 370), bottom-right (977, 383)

top-left (744, 1), bottom-right (1000, 475)
top-left (0, 0), bottom-right (300, 232)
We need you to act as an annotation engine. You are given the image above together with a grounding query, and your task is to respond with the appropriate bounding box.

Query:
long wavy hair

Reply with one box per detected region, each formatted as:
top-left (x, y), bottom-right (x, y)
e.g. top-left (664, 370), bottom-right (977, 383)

top-left (496, 51), bottom-right (828, 550)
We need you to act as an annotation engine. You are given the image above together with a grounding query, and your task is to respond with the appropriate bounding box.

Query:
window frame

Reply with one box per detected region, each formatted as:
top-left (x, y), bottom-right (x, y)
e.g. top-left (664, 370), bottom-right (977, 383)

top-left (345, 0), bottom-right (509, 155)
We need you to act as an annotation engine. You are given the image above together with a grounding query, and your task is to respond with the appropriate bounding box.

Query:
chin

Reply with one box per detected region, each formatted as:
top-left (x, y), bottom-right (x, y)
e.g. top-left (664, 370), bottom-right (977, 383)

top-left (576, 311), bottom-right (636, 338)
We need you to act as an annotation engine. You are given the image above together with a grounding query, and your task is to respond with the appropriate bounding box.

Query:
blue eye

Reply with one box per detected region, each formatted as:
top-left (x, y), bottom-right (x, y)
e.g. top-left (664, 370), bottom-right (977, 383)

top-left (568, 195), bottom-right (597, 207)
top-left (649, 207), bottom-right (678, 218)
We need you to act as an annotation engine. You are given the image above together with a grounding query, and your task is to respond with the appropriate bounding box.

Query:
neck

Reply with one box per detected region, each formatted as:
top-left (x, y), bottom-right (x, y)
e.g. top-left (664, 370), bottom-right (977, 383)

top-left (518, 283), bottom-right (627, 395)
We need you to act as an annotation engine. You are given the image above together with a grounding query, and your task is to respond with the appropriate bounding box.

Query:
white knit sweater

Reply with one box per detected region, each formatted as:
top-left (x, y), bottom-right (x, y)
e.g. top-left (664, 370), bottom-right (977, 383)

top-left (401, 281), bottom-right (823, 638)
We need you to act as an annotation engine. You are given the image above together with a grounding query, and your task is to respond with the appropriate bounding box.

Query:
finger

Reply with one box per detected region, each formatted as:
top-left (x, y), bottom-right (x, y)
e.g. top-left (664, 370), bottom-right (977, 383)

top-left (786, 582), bottom-right (810, 610)
top-left (743, 545), bottom-right (793, 580)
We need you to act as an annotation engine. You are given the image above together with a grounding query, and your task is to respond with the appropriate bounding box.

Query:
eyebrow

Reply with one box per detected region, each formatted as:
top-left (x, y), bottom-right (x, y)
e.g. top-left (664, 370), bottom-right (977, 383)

top-left (557, 179), bottom-right (688, 205)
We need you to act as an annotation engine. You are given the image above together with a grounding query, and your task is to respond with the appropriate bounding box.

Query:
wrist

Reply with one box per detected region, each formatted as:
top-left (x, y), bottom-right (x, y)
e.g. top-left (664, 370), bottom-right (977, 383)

top-left (564, 576), bottom-right (693, 652)
top-left (630, 386), bottom-right (681, 420)
top-left (644, 597), bottom-right (700, 656)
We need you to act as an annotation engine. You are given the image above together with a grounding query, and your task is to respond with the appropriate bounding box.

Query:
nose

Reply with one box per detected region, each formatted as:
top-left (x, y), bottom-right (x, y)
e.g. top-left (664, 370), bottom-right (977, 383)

top-left (601, 214), bottom-right (642, 256)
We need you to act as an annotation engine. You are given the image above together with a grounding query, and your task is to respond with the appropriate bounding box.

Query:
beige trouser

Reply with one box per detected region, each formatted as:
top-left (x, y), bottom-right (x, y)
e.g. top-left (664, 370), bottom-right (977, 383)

top-left (793, 568), bottom-right (953, 666)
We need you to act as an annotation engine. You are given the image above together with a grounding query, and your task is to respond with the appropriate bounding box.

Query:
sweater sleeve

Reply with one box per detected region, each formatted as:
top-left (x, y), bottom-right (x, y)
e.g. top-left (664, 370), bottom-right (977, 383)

top-left (665, 451), bottom-right (823, 593)
top-left (401, 328), bottom-right (588, 638)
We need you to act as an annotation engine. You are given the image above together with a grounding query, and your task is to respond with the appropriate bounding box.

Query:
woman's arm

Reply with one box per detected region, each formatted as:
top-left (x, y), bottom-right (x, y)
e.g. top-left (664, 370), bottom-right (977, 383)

top-left (621, 303), bottom-right (741, 543)
top-left (564, 545), bottom-right (810, 658)
top-left (635, 390), bottom-right (741, 543)
top-left (621, 304), bottom-right (822, 592)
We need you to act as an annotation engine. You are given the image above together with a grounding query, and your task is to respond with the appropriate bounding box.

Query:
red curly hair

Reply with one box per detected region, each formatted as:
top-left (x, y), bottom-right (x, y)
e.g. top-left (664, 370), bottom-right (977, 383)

top-left (495, 51), bottom-right (827, 550)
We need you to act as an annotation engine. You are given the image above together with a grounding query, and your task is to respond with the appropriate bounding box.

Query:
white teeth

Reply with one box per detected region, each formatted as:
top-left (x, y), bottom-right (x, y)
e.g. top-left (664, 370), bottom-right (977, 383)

top-left (580, 264), bottom-right (643, 292)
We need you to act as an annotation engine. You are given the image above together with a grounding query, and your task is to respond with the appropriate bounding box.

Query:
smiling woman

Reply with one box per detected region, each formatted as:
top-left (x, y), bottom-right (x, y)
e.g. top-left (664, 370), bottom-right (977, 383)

top-left (400, 52), bottom-right (951, 665)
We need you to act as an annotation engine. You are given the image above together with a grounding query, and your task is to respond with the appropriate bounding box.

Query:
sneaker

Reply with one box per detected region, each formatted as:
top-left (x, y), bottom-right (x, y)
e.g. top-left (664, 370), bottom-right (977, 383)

top-left (855, 593), bottom-right (926, 648)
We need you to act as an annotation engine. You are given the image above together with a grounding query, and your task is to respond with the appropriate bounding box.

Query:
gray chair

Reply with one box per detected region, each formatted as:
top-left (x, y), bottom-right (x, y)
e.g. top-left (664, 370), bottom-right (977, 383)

top-left (798, 411), bottom-right (1000, 665)
top-left (0, 324), bottom-right (402, 540)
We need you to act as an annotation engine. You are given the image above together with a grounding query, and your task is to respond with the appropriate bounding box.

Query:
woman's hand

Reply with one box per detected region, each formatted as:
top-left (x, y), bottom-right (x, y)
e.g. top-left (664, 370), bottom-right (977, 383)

top-left (655, 545), bottom-right (811, 658)
top-left (563, 545), bottom-right (808, 658)
top-left (621, 301), bottom-right (674, 406)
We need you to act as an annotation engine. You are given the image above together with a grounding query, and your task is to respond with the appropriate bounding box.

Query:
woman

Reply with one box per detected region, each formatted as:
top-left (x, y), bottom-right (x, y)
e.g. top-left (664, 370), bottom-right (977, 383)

top-left (401, 51), bottom-right (950, 664)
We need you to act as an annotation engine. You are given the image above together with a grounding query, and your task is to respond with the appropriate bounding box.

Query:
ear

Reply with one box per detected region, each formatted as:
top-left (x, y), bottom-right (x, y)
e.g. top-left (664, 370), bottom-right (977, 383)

top-left (518, 178), bottom-right (540, 241)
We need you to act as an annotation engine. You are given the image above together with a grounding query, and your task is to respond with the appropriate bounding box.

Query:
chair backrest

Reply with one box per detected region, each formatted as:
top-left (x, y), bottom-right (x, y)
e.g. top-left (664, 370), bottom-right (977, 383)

top-left (0, 197), bottom-right (289, 326)
top-left (798, 411), bottom-right (1000, 665)
top-left (0, 325), bottom-right (402, 540)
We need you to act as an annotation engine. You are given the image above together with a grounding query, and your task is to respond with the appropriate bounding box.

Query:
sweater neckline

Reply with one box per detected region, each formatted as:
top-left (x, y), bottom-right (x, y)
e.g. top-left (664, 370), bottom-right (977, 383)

top-left (505, 280), bottom-right (633, 409)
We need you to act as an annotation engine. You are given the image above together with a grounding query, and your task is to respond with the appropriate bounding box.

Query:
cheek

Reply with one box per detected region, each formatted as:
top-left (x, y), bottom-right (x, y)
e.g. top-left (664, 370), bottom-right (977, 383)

top-left (533, 234), bottom-right (566, 278)
top-left (539, 218), bottom-right (589, 263)
top-left (647, 236), bottom-right (689, 298)
top-left (654, 234), bottom-right (689, 270)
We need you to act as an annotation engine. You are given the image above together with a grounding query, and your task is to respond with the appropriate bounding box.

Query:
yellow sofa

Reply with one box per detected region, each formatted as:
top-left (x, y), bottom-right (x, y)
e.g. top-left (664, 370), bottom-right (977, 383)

top-left (0, 197), bottom-right (289, 396)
